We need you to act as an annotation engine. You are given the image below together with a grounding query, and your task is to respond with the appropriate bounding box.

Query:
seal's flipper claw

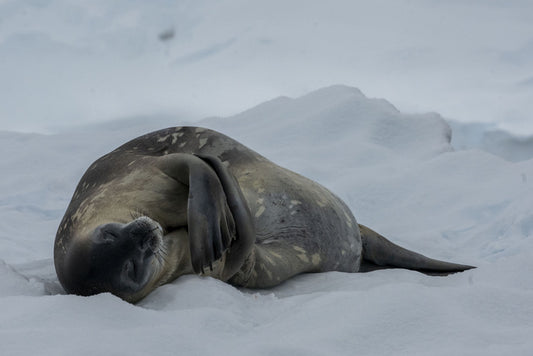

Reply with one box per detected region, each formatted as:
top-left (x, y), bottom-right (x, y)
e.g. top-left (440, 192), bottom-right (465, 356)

top-left (219, 212), bottom-right (234, 250)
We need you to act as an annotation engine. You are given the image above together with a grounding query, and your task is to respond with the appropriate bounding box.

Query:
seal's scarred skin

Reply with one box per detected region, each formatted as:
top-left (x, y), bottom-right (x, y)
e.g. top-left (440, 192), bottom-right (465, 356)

top-left (54, 127), bottom-right (474, 303)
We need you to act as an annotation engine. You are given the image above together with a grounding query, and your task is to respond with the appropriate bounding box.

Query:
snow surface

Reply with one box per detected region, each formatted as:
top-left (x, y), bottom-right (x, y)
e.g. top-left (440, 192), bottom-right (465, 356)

top-left (1, 86), bottom-right (532, 355)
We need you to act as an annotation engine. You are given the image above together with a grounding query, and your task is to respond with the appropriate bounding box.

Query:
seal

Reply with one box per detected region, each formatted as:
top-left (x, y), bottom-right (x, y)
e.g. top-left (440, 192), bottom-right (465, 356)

top-left (54, 126), bottom-right (474, 303)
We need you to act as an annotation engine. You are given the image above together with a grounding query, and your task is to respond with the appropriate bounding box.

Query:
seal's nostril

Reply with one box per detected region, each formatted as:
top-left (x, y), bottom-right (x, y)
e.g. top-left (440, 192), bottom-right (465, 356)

top-left (149, 236), bottom-right (158, 251)
top-left (140, 233), bottom-right (159, 252)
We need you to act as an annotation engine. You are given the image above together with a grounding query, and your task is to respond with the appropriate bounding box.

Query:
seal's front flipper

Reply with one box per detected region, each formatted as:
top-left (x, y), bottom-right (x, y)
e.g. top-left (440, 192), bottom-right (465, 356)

top-left (157, 154), bottom-right (236, 274)
top-left (359, 224), bottom-right (475, 275)
top-left (195, 154), bottom-right (255, 281)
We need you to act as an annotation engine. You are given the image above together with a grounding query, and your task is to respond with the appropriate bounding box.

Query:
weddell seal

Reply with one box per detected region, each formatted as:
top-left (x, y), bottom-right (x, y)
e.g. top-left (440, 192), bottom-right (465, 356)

top-left (54, 126), bottom-right (474, 303)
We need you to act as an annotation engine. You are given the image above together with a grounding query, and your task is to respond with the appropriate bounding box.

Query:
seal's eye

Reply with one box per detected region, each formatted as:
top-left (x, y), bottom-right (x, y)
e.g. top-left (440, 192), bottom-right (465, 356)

top-left (102, 230), bottom-right (118, 243)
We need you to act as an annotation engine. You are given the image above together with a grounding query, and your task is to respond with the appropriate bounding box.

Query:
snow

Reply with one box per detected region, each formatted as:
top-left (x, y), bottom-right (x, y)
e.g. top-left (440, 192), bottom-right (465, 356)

top-left (1, 85), bottom-right (533, 355)
top-left (1, 0), bottom-right (533, 354)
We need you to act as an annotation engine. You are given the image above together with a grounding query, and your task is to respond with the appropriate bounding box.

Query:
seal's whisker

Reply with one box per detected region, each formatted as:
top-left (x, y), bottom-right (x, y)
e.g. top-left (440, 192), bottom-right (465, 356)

top-left (129, 209), bottom-right (142, 220)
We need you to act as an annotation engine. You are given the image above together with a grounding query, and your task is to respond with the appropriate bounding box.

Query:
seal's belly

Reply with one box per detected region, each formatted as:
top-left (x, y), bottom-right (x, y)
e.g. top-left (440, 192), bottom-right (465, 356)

top-left (235, 163), bottom-right (361, 273)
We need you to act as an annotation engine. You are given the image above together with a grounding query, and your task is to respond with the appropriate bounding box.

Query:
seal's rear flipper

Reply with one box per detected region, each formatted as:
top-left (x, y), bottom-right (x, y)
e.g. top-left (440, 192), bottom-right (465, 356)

top-left (358, 224), bottom-right (475, 275)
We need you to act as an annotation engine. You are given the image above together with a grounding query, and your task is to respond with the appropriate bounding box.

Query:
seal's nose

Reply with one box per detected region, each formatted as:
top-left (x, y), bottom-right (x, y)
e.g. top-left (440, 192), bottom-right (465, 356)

top-left (141, 230), bottom-right (160, 252)
top-left (125, 217), bottom-right (162, 253)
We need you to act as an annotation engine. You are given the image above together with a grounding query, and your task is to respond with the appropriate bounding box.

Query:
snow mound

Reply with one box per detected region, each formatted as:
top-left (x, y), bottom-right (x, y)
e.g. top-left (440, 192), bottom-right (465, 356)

top-left (204, 84), bottom-right (452, 161)
top-left (1, 86), bottom-right (532, 355)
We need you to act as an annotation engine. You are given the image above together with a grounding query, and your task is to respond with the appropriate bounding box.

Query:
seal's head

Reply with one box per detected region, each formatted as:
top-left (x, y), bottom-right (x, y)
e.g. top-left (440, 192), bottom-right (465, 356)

top-left (61, 216), bottom-right (165, 303)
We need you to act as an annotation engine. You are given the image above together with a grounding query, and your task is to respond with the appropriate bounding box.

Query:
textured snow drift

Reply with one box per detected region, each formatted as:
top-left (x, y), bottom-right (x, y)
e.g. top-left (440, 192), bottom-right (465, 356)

top-left (1, 86), bottom-right (533, 355)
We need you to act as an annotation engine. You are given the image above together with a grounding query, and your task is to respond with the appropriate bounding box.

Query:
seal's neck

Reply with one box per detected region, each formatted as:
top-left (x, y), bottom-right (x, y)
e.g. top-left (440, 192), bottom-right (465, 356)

top-left (155, 228), bottom-right (194, 285)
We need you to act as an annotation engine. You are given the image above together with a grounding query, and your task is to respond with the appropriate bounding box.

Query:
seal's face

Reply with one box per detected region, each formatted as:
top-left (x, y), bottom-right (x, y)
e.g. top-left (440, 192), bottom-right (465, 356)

top-left (64, 216), bottom-right (166, 303)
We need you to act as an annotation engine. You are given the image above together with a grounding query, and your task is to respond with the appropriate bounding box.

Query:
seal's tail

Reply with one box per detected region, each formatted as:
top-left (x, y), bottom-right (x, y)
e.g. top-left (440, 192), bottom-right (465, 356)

top-left (358, 224), bottom-right (475, 275)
